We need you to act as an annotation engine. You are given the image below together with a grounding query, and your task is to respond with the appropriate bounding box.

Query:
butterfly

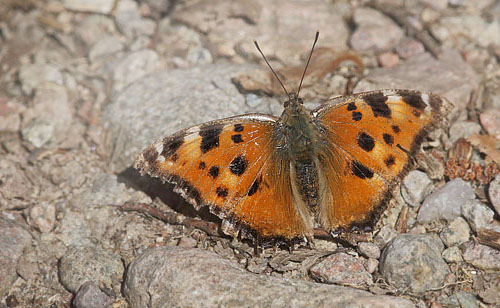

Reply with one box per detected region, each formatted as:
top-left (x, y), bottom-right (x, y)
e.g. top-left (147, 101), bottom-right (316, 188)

top-left (135, 32), bottom-right (452, 244)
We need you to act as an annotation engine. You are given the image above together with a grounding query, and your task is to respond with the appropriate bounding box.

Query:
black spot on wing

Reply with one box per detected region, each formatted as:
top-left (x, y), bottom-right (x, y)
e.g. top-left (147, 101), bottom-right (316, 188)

top-left (352, 161), bottom-right (374, 179)
top-left (209, 166), bottom-right (220, 178)
top-left (171, 153), bottom-right (179, 162)
top-left (161, 137), bottom-right (183, 158)
top-left (412, 109), bottom-right (421, 117)
top-left (364, 92), bottom-right (391, 119)
top-left (347, 102), bottom-right (357, 111)
top-left (392, 125), bottom-right (401, 134)
top-left (384, 155), bottom-right (396, 168)
top-left (199, 161), bottom-right (206, 169)
top-left (216, 186), bottom-right (228, 198)
top-left (229, 155), bottom-right (248, 176)
top-left (234, 124), bottom-right (244, 132)
top-left (383, 133), bottom-right (394, 146)
top-left (248, 178), bottom-right (260, 196)
top-left (352, 112), bottom-right (362, 121)
top-left (200, 124), bottom-right (223, 153)
top-left (400, 93), bottom-right (426, 110)
top-left (231, 134), bottom-right (243, 143)
top-left (357, 132), bottom-right (375, 152)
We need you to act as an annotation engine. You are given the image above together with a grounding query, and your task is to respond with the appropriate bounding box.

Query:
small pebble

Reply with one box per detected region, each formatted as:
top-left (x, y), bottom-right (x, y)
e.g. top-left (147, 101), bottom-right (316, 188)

top-left (461, 200), bottom-right (494, 231)
top-left (439, 217), bottom-right (470, 247)
top-left (489, 174), bottom-right (500, 215)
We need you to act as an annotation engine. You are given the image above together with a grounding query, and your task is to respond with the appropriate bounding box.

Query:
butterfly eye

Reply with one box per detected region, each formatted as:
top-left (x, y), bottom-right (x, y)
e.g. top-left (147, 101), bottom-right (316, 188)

top-left (284, 100), bottom-right (290, 108)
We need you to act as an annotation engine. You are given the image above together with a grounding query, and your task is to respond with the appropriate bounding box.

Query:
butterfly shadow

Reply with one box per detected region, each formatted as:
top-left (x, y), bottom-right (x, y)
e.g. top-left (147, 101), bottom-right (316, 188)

top-left (117, 166), bottom-right (223, 232)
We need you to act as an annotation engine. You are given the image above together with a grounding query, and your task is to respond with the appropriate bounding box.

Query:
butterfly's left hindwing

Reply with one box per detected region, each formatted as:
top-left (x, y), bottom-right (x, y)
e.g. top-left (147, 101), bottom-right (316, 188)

top-left (135, 114), bottom-right (311, 240)
top-left (315, 89), bottom-right (451, 231)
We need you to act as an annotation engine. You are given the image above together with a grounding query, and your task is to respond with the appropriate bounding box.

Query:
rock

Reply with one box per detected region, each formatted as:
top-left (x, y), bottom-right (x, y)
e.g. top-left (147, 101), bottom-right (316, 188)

top-left (448, 121), bottom-right (482, 145)
top-left (365, 258), bottom-right (379, 274)
top-left (476, 272), bottom-right (500, 305)
top-left (20, 117), bottom-right (54, 148)
top-left (377, 52), bottom-right (399, 68)
top-left (438, 291), bottom-right (480, 308)
top-left (417, 179), bottom-right (475, 223)
top-left (401, 170), bottom-right (434, 207)
top-left (63, 0), bottom-right (115, 14)
top-left (489, 174), bottom-right (500, 215)
top-left (461, 200), bottom-right (494, 231)
top-left (442, 246), bottom-right (463, 263)
top-left (174, 0), bottom-right (349, 62)
top-left (0, 100), bottom-right (25, 132)
top-left (18, 63), bottom-right (63, 95)
top-left (21, 82), bottom-right (73, 148)
top-left (374, 225), bottom-right (399, 247)
top-left (115, 8), bottom-right (156, 40)
top-left (88, 34), bottom-right (124, 61)
top-left (357, 242), bottom-right (381, 259)
top-left (156, 20), bottom-right (212, 68)
top-left (396, 38), bottom-right (425, 59)
top-left (58, 245), bottom-right (123, 294)
top-left (462, 242), bottom-right (500, 270)
top-left (73, 15), bottom-right (117, 48)
top-left (430, 14), bottom-right (500, 48)
top-left (309, 253), bottom-right (373, 288)
top-left (102, 62), bottom-right (267, 172)
top-left (439, 217), bottom-right (470, 247)
top-left (379, 234), bottom-right (450, 294)
top-left (480, 109), bottom-right (500, 139)
top-left (0, 218), bottom-right (33, 298)
top-left (350, 7), bottom-right (404, 52)
top-left (0, 157), bottom-right (35, 210)
top-left (28, 201), bottom-right (56, 233)
top-left (124, 247), bottom-right (415, 308)
top-left (73, 282), bottom-right (113, 308)
top-left (355, 50), bottom-right (479, 115)
top-left (110, 49), bottom-right (162, 93)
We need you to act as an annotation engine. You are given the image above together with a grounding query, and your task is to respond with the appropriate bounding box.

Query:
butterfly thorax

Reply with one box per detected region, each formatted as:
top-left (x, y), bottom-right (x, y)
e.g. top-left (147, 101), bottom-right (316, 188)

top-left (277, 94), bottom-right (323, 210)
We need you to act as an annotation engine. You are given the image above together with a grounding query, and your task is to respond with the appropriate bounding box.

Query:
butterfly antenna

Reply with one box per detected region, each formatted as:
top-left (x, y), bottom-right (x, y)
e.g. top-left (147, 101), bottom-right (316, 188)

top-left (297, 31), bottom-right (319, 97)
top-left (254, 40), bottom-right (290, 98)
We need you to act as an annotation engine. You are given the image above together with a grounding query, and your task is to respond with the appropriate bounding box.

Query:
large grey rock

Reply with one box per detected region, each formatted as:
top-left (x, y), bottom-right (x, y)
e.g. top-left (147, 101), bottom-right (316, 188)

top-left (124, 247), bottom-right (415, 308)
top-left (58, 245), bottom-right (123, 294)
top-left (350, 7), bottom-right (404, 52)
top-left (401, 170), bottom-right (434, 207)
top-left (102, 62), bottom-right (271, 172)
top-left (379, 234), bottom-right (450, 294)
top-left (417, 179), bottom-right (475, 223)
top-left (0, 218), bottom-right (33, 298)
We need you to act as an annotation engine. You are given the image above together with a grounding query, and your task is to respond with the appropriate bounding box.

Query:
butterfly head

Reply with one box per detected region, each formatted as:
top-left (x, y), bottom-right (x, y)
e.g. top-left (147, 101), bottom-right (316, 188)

top-left (283, 93), bottom-right (304, 108)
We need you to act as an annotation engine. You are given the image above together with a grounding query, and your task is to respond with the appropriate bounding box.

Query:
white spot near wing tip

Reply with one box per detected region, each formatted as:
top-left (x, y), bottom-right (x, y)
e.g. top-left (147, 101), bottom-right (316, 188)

top-left (155, 142), bottom-right (164, 155)
top-left (382, 89), bottom-right (395, 96)
top-left (421, 93), bottom-right (429, 104)
top-left (386, 95), bottom-right (402, 102)
top-left (187, 126), bottom-right (200, 134)
top-left (157, 155), bottom-right (165, 162)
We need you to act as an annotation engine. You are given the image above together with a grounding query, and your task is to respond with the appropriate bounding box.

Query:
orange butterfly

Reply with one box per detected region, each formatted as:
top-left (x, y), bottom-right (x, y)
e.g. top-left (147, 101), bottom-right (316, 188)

top-left (135, 33), bottom-right (451, 244)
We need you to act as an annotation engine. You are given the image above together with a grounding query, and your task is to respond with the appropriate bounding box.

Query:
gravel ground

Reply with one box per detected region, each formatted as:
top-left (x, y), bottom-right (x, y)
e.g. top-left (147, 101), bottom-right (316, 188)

top-left (1, 0), bottom-right (500, 307)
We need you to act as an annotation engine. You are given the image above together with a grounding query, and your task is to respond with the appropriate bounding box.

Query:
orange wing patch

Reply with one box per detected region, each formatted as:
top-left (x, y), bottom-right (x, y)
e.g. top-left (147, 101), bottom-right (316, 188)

top-left (316, 90), bottom-right (450, 231)
top-left (135, 115), bottom-right (310, 241)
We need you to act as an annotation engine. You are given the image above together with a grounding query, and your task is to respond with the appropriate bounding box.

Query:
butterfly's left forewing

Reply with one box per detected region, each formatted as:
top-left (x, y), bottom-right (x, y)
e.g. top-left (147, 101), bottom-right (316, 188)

top-left (315, 89), bottom-right (451, 231)
top-left (135, 114), bottom-right (311, 241)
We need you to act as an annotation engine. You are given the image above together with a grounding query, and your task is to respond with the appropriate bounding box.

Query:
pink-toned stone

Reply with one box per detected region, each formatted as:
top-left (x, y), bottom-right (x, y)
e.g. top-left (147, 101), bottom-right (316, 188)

top-left (480, 108), bottom-right (500, 139)
top-left (396, 38), bottom-right (425, 59)
top-left (378, 52), bottom-right (399, 68)
top-left (309, 252), bottom-right (373, 288)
